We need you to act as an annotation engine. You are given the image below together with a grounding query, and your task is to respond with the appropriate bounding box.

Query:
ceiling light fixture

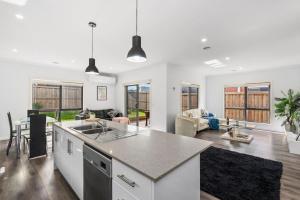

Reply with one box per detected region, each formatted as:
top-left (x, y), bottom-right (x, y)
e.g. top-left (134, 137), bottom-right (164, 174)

top-left (15, 14), bottom-right (24, 20)
top-left (225, 57), bottom-right (230, 61)
top-left (12, 48), bottom-right (18, 53)
top-left (201, 38), bottom-right (207, 43)
top-left (204, 59), bottom-right (226, 68)
top-left (127, 0), bottom-right (147, 63)
top-left (85, 22), bottom-right (99, 75)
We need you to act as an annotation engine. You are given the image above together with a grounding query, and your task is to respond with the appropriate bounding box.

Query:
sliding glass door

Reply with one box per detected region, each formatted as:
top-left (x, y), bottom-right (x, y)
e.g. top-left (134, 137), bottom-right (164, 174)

top-left (125, 83), bottom-right (151, 127)
top-left (126, 85), bottom-right (139, 126)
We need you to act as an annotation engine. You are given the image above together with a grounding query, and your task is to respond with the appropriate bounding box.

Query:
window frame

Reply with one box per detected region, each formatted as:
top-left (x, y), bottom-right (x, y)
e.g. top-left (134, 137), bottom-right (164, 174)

top-left (181, 85), bottom-right (200, 112)
top-left (32, 83), bottom-right (83, 121)
top-left (224, 82), bottom-right (271, 124)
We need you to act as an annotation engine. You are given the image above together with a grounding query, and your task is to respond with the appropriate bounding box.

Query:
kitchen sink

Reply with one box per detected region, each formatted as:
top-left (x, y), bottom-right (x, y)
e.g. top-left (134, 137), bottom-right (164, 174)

top-left (72, 124), bottom-right (102, 131)
top-left (70, 124), bottom-right (137, 143)
top-left (82, 128), bottom-right (113, 135)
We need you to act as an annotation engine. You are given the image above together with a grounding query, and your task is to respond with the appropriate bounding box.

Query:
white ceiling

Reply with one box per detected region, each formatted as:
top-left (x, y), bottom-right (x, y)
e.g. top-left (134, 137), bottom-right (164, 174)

top-left (0, 0), bottom-right (300, 75)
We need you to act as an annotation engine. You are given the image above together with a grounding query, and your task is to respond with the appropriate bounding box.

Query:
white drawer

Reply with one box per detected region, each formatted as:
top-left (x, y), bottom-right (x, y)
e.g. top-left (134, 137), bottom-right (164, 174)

top-left (112, 159), bottom-right (152, 200)
top-left (113, 180), bottom-right (138, 200)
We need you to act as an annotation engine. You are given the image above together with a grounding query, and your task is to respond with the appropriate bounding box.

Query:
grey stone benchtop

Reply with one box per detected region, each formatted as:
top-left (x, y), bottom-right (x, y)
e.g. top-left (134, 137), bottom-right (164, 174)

top-left (54, 120), bottom-right (212, 181)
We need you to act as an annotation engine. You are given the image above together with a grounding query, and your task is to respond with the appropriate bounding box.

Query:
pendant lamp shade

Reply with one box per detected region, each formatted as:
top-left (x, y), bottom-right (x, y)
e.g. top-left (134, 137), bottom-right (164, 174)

top-left (85, 58), bottom-right (99, 74)
top-left (127, 0), bottom-right (147, 62)
top-left (85, 22), bottom-right (99, 74)
top-left (127, 35), bottom-right (147, 62)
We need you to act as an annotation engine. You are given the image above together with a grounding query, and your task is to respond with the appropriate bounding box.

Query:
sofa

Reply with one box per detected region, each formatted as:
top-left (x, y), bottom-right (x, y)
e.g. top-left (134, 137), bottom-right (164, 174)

top-left (76, 109), bottom-right (123, 121)
top-left (175, 109), bottom-right (210, 137)
top-left (90, 109), bottom-right (123, 121)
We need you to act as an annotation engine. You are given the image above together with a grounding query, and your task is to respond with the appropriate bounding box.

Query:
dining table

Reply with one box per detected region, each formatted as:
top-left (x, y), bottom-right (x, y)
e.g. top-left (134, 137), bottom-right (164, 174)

top-left (14, 116), bottom-right (56, 158)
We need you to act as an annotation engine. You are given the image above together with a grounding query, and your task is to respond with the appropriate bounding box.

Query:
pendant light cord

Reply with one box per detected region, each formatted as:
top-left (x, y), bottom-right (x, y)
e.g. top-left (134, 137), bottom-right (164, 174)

top-left (136, 0), bottom-right (138, 35)
top-left (91, 26), bottom-right (94, 58)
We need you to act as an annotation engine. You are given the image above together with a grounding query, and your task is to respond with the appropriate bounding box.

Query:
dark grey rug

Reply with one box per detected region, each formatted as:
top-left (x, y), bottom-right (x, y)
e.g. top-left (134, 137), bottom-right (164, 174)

top-left (200, 147), bottom-right (283, 200)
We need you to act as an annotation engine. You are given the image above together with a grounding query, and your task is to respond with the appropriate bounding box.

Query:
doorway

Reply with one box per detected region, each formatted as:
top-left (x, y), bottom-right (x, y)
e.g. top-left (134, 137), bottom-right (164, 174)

top-left (125, 83), bottom-right (151, 127)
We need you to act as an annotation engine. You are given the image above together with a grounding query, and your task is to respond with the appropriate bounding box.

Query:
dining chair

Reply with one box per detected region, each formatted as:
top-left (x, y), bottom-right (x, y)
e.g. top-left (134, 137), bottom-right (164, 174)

top-left (6, 112), bottom-right (29, 156)
top-left (23, 114), bottom-right (47, 159)
top-left (27, 110), bottom-right (39, 117)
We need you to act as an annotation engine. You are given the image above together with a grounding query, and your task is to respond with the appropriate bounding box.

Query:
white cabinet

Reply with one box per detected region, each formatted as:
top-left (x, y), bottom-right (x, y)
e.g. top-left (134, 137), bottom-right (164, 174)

top-left (112, 154), bottom-right (200, 200)
top-left (113, 159), bottom-right (152, 200)
top-left (113, 180), bottom-right (138, 200)
top-left (53, 126), bottom-right (84, 200)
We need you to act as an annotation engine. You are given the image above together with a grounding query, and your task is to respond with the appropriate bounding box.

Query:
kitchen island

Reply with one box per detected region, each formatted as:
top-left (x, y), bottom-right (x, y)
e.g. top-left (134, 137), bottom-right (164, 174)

top-left (53, 120), bottom-right (212, 200)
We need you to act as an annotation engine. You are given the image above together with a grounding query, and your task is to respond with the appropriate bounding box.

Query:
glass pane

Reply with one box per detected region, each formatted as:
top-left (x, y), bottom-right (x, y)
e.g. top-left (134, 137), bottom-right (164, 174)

top-left (190, 87), bottom-right (198, 109)
top-left (247, 84), bottom-right (270, 109)
top-left (246, 110), bottom-right (270, 123)
top-left (181, 87), bottom-right (189, 111)
top-left (60, 110), bottom-right (80, 121)
top-left (32, 84), bottom-right (60, 110)
top-left (39, 111), bottom-right (56, 118)
top-left (62, 86), bottom-right (83, 109)
top-left (224, 86), bottom-right (245, 121)
top-left (138, 83), bottom-right (150, 120)
top-left (127, 85), bottom-right (138, 121)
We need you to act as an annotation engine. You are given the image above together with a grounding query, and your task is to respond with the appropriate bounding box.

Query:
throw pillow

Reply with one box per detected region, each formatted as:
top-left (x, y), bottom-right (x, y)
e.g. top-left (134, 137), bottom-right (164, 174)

top-left (107, 110), bottom-right (119, 118)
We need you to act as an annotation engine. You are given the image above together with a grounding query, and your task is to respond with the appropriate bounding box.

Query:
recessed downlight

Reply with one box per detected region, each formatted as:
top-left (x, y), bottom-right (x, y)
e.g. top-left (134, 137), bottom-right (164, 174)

top-left (15, 14), bottom-right (24, 20)
top-left (225, 57), bottom-right (230, 61)
top-left (71, 60), bottom-right (75, 63)
top-left (12, 48), bottom-right (18, 53)
top-left (201, 38), bottom-right (207, 43)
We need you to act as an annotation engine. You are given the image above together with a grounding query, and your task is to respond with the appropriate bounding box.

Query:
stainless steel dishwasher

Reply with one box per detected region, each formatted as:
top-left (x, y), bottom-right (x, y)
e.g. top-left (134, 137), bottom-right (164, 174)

top-left (83, 144), bottom-right (112, 200)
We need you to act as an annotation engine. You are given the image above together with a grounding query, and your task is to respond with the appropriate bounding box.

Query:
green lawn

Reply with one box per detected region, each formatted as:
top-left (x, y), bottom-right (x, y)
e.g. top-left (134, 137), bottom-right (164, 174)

top-left (128, 110), bottom-right (146, 119)
top-left (39, 110), bottom-right (80, 121)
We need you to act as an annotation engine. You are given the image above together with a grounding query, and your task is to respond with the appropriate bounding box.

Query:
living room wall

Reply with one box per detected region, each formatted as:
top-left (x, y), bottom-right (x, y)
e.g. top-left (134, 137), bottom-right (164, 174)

top-left (206, 66), bottom-right (300, 132)
top-left (166, 64), bottom-right (206, 133)
top-left (0, 60), bottom-right (116, 140)
top-left (115, 63), bottom-right (168, 132)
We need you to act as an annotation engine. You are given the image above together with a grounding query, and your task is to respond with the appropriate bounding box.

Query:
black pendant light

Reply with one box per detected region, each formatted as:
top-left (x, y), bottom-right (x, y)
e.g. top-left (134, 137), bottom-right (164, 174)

top-left (85, 22), bottom-right (99, 75)
top-left (127, 0), bottom-right (147, 62)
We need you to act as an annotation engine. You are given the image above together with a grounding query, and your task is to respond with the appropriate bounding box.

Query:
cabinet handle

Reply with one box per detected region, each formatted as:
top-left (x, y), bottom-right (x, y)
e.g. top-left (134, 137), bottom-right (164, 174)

top-left (67, 139), bottom-right (73, 155)
top-left (54, 131), bottom-right (58, 142)
top-left (117, 174), bottom-right (136, 187)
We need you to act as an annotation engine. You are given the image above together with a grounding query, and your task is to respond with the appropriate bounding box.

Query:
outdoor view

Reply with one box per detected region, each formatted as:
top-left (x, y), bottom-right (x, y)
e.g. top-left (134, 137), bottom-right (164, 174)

top-left (224, 83), bottom-right (271, 123)
top-left (126, 83), bottom-right (150, 126)
top-left (181, 86), bottom-right (199, 111)
top-left (32, 83), bottom-right (83, 121)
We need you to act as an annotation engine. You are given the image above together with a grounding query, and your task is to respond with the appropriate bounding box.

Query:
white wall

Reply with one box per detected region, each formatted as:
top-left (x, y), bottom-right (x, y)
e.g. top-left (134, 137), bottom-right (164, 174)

top-left (115, 63), bottom-right (206, 133)
top-left (0, 60), bottom-right (116, 140)
top-left (166, 64), bottom-right (206, 133)
top-left (206, 66), bottom-right (300, 132)
top-left (116, 64), bottom-right (168, 132)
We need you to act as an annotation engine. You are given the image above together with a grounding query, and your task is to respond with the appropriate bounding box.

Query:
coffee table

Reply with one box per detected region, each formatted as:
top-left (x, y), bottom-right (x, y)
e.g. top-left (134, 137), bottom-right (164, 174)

top-left (221, 132), bottom-right (254, 143)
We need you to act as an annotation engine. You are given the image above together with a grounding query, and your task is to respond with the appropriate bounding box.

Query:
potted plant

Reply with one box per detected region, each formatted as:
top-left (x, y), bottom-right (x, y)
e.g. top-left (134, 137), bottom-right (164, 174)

top-left (274, 89), bottom-right (300, 133)
top-left (275, 90), bottom-right (300, 155)
top-left (32, 102), bottom-right (43, 110)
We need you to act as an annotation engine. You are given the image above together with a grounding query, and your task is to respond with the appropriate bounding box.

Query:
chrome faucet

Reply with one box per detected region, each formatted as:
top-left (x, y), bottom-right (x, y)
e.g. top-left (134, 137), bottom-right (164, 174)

top-left (94, 120), bottom-right (107, 140)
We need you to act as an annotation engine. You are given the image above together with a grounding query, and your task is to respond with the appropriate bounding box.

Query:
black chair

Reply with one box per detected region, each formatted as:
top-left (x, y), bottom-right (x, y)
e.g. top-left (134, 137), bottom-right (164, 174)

top-left (6, 112), bottom-right (29, 156)
top-left (23, 115), bottom-right (47, 159)
top-left (27, 110), bottom-right (39, 117)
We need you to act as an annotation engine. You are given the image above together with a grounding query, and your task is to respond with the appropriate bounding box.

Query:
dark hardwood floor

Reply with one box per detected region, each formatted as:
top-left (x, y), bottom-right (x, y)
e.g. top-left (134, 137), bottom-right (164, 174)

top-left (0, 140), bottom-right (78, 200)
top-left (198, 129), bottom-right (300, 200)
top-left (0, 129), bottom-right (299, 200)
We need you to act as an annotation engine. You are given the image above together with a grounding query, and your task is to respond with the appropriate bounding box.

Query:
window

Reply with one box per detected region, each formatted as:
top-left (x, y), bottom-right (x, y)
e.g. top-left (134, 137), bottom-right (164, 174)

top-left (181, 86), bottom-right (199, 111)
top-left (32, 83), bottom-right (83, 121)
top-left (224, 83), bottom-right (270, 123)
